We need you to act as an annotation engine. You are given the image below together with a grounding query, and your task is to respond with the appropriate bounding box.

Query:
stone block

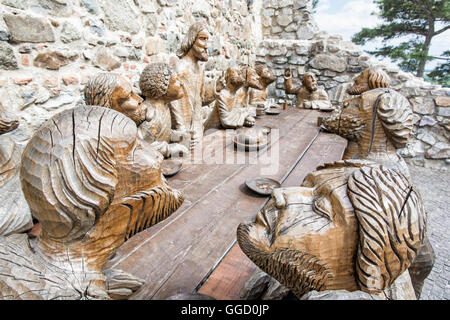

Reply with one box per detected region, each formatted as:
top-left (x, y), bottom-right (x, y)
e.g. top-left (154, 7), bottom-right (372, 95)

top-left (3, 14), bottom-right (55, 43)
top-left (0, 42), bottom-right (18, 70)
top-left (100, 0), bottom-right (141, 34)
top-left (310, 54), bottom-right (347, 72)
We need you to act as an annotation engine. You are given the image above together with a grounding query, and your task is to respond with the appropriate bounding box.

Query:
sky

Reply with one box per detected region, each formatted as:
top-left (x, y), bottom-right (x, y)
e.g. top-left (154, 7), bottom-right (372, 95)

top-left (314, 0), bottom-right (450, 71)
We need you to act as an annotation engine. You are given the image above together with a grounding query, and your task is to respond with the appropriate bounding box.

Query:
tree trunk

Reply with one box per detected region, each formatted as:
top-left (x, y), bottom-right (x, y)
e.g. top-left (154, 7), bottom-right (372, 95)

top-left (416, 19), bottom-right (435, 78)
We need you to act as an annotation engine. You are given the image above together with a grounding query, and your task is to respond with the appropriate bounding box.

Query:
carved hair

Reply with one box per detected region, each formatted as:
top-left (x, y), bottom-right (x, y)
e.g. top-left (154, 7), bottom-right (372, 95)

top-left (139, 63), bottom-right (172, 99)
top-left (0, 109), bottom-right (19, 135)
top-left (313, 160), bottom-right (425, 292)
top-left (84, 73), bottom-right (120, 109)
top-left (348, 165), bottom-right (426, 292)
top-left (20, 106), bottom-right (137, 242)
top-left (177, 22), bottom-right (208, 58)
top-left (367, 68), bottom-right (390, 90)
top-left (254, 64), bottom-right (267, 76)
top-left (238, 160), bottom-right (425, 297)
top-left (376, 90), bottom-right (414, 148)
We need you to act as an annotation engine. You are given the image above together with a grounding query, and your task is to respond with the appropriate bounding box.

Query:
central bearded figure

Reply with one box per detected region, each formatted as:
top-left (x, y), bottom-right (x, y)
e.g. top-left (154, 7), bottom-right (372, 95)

top-left (170, 22), bottom-right (217, 149)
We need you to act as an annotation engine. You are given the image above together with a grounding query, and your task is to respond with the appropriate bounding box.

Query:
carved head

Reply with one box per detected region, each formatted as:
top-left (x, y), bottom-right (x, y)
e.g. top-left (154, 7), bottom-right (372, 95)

top-left (237, 160), bottom-right (426, 298)
top-left (302, 72), bottom-right (318, 92)
top-left (139, 62), bottom-right (184, 101)
top-left (20, 106), bottom-right (183, 267)
top-left (254, 64), bottom-right (276, 87)
top-left (347, 68), bottom-right (390, 95)
top-left (177, 22), bottom-right (209, 62)
top-left (225, 67), bottom-right (245, 90)
top-left (241, 66), bottom-right (262, 90)
top-left (84, 73), bottom-right (146, 126)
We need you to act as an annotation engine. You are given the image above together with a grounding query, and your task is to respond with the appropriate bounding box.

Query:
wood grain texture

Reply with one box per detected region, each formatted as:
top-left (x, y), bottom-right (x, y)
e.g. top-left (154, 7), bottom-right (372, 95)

top-left (0, 106), bottom-right (183, 300)
top-left (104, 109), bottom-right (322, 299)
top-left (0, 110), bottom-right (33, 236)
top-left (237, 160), bottom-right (426, 298)
top-left (321, 68), bottom-right (433, 296)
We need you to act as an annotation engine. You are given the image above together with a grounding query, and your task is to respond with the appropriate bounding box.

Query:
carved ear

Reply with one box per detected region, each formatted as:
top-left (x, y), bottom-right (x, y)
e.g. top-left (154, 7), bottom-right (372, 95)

top-left (347, 166), bottom-right (426, 293)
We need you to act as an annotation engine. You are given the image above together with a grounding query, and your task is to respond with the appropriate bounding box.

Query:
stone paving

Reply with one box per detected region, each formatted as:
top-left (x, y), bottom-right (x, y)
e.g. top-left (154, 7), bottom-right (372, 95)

top-left (408, 165), bottom-right (450, 300)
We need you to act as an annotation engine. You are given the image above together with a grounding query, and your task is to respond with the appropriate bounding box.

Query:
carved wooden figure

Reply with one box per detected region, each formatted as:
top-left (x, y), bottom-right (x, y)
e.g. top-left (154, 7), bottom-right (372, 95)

top-left (138, 62), bottom-right (189, 158)
top-left (236, 66), bottom-right (263, 110)
top-left (321, 69), bottom-right (413, 179)
top-left (0, 106), bottom-right (184, 299)
top-left (206, 67), bottom-right (256, 129)
top-left (284, 69), bottom-right (333, 111)
top-left (84, 72), bottom-right (147, 126)
top-left (321, 68), bottom-right (434, 298)
top-left (237, 160), bottom-right (426, 299)
top-left (248, 64), bottom-right (276, 106)
top-left (0, 108), bottom-right (33, 236)
top-left (171, 22), bottom-right (217, 149)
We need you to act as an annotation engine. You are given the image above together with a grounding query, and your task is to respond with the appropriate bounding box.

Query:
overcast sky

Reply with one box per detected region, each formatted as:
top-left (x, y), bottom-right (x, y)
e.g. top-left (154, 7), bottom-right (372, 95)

top-left (314, 0), bottom-right (450, 71)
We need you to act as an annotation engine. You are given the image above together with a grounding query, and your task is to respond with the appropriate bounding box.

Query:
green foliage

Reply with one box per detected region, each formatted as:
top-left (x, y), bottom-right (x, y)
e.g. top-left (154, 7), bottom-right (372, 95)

top-left (427, 51), bottom-right (450, 87)
top-left (352, 0), bottom-right (450, 82)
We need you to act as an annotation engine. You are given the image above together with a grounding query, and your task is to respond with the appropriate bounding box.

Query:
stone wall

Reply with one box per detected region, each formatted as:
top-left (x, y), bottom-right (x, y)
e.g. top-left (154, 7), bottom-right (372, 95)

top-left (256, 0), bottom-right (450, 170)
top-left (0, 0), bottom-right (260, 145)
top-left (261, 0), bottom-right (318, 40)
top-left (0, 0), bottom-right (448, 170)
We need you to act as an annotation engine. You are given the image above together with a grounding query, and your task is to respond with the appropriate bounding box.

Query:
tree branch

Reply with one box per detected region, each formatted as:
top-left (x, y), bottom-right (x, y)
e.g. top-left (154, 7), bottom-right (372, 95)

top-left (434, 25), bottom-right (450, 35)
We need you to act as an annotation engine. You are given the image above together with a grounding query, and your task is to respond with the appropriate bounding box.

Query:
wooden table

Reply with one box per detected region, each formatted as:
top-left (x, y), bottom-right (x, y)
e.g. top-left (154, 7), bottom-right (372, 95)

top-left (104, 108), bottom-right (347, 300)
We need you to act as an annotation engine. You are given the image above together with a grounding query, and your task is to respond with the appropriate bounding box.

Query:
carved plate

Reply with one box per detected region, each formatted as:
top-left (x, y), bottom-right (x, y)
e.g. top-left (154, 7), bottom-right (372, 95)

top-left (265, 105), bottom-right (282, 115)
top-left (245, 177), bottom-right (281, 196)
top-left (261, 126), bottom-right (271, 135)
top-left (162, 159), bottom-right (182, 177)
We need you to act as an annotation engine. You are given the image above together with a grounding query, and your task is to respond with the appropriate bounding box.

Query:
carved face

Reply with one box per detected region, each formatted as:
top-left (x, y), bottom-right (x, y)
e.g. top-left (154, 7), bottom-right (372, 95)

top-left (347, 70), bottom-right (370, 95)
top-left (164, 73), bottom-right (184, 101)
top-left (243, 67), bottom-right (263, 90)
top-left (303, 73), bottom-right (318, 92)
top-left (226, 67), bottom-right (245, 88)
top-left (111, 76), bottom-right (145, 126)
top-left (191, 29), bottom-right (209, 62)
top-left (238, 161), bottom-right (425, 297)
top-left (260, 66), bottom-right (276, 85)
top-left (238, 176), bottom-right (358, 297)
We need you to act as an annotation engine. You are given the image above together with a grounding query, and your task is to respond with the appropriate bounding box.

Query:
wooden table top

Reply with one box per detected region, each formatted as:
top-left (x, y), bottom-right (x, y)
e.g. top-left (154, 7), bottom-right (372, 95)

top-left (104, 107), bottom-right (347, 300)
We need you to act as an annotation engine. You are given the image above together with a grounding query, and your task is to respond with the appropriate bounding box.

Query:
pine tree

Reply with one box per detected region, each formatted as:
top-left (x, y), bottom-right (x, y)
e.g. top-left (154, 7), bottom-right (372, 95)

top-left (352, 0), bottom-right (450, 80)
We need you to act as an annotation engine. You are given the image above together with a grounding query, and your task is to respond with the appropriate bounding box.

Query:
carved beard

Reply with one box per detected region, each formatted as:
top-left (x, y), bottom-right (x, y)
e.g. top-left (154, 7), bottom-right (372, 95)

top-left (306, 82), bottom-right (318, 92)
top-left (322, 112), bottom-right (365, 142)
top-left (347, 84), bottom-right (369, 96)
top-left (127, 107), bottom-right (148, 127)
top-left (122, 184), bottom-right (184, 241)
top-left (237, 223), bottom-right (332, 299)
top-left (263, 74), bottom-right (276, 86)
top-left (192, 44), bottom-right (209, 62)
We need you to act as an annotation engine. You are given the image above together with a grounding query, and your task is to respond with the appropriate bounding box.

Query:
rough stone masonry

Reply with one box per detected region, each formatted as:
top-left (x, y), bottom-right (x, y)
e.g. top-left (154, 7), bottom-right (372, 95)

top-left (0, 0), bottom-right (448, 170)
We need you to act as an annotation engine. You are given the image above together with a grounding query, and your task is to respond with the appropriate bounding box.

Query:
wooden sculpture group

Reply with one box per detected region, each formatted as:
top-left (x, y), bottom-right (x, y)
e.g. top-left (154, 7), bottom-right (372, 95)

top-left (0, 22), bottom-right (434, 300)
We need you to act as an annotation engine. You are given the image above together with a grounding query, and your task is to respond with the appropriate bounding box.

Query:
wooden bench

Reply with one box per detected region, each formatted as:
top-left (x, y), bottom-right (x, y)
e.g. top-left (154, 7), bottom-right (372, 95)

top-left (104, 108), bottom-right (347, 300)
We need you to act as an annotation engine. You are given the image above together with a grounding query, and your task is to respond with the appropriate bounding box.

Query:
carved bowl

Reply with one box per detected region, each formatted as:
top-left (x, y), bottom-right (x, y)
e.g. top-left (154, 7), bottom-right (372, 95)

top-left (233, 127), bottom-right (268, 152)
